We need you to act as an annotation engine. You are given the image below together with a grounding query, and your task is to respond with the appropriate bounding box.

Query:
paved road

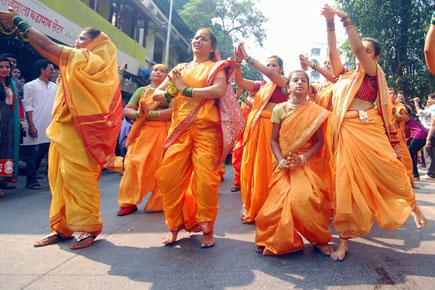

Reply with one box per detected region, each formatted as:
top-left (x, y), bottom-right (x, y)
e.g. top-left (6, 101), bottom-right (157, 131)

top-left (0, 167), bottom-right (434, 289)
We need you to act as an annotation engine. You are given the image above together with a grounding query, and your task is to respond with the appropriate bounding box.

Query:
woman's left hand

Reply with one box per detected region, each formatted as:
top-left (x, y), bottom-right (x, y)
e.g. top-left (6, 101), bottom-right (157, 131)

top-left (169, 69), bottom-right (187, 92)
top-left (287, 153), bottom-right (303, 169)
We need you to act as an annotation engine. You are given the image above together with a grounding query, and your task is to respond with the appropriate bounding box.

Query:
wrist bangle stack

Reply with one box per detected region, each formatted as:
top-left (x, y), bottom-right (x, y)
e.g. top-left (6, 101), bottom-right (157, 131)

top-left (341, 17), bottom-right (353, 29)
top-left (278, 159), bottom-right (287, 168)
top-left (239, 94), bottom-right (248, 102)
top-left (235, 63), bottom-right (242, 70)
top-left (299, 155), bottom-right (307, 165)
top-left (164, 91), bottom-right (173, 103)
top-left (246, 56), bottom-right (256, 66)
top-left (312, 64), bottom-right (318, 71)
top-left (326, 20), bottom-right (335, 31)
top-left (182, 87), bottom-right (193, 98)
top-left (133, 110), bottom-right (140, 118)
top-left (12, 16), bottom-right (32, 34)
top-left (148, 110), bottom-right (160, 118)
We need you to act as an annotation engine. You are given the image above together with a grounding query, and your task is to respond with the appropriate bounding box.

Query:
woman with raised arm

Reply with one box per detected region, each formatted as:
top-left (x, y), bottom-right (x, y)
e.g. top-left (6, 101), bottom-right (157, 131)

top-left (116, 64), bottom-right (171, 216)
top-left (321, 4), bottom-right (427, 261)
top-left (0, 8), bottom-right (122, 249)
top-left (234, 43), bottom-right (288, 223)
top-left (152, 28), bottom-right (244, 248)
top-left (255, 70), bottom-right (332, 256)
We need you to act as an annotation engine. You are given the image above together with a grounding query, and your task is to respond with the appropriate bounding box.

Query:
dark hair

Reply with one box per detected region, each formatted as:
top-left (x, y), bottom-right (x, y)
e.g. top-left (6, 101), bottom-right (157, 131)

top-left (197, 28), bottom-right (218, 60)
top-left (34, 59), bottom-right (52, 76)
top-left (362, 37), bottom-right (382, 57)
top-left (1, 53), bottom-right (16, 60)
top-left (268, 55), bottom-right (284, 75)
top-left (287, 69), bottom-right (310, 84)
top-left (83, 27), bottom-right (101, 40)
top-left (0, 55), bottom-right (12, 102)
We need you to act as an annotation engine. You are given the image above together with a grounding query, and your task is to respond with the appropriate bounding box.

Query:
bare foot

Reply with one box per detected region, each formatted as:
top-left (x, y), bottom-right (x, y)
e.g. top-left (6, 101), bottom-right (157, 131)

top-left (262, 248), bottom-right (275, 256)
top-left (330, 239), bottom-right (348, 261)
top-left (315, 244), bottom-right (333, 256)
top-left (162, 231), bottom-right (178, 245)
top-left (412, 205), bottom-right (427, 229)
top-left (201, 232), bottom-right (215, 248)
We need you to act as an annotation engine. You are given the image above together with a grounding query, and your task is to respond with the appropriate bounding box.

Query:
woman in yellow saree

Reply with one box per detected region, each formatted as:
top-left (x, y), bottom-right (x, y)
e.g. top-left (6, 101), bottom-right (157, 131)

top-left (322, 5), bottom-right (427, 261)
top-left (234, 43), bottom-right (289, 224)
top-left (153, 28), bottom-right (244, 248)
top-left (116, 64), bottom-right (171, 216)
top-left (255, 70), bottom-right (332, 256)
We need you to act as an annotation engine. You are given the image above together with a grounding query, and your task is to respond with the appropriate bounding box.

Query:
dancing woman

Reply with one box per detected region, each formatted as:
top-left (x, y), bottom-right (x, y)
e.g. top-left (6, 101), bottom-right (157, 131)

top-left (255, 70), bottom-right (332, 256)
top-left (321, 5), bottom-right (426, 261)
top-left (234, 43), bottom-right (288, 223)
top-left (153, 28), bottom-right (244, 248)
top-left (117, 64), bottom-right (171, 216)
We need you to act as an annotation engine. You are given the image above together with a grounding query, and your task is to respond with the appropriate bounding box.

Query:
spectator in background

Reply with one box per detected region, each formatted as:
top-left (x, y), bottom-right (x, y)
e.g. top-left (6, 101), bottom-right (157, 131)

top-left (22, 60), bottom-right (56, 189)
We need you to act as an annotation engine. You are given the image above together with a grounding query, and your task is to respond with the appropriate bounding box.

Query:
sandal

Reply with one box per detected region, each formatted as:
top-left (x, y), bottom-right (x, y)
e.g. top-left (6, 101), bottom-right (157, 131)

top-left (34, 232), bottom-right (73, 247)
top-left (230, 185), bottom-right (241, 192)
top-left (70, 233), bottom-right (97, 250)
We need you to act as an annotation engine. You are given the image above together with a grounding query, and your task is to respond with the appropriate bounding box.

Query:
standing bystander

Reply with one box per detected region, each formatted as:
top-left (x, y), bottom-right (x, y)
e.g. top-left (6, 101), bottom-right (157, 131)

top-left (22, 59), bottom-right (56, 189)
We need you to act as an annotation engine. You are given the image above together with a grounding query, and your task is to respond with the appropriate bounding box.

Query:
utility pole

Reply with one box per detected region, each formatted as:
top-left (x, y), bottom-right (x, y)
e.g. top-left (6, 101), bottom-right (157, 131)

top-left (163, 0), bottom-right (173, 66)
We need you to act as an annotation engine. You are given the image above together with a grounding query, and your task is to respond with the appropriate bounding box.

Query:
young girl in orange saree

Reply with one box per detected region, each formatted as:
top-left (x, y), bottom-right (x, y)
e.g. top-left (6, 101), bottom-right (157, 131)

top-left (322, 5), bottom-right (427, 261)
top-left (255, 70), bottom-right (332, 256)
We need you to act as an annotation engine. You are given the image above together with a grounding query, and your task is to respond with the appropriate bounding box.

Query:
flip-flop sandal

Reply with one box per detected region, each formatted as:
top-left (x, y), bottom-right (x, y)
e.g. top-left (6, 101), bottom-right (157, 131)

top-left (34, 232), bottom-right (73, 247)
top-left (70, 233), bottom-right (97, 250)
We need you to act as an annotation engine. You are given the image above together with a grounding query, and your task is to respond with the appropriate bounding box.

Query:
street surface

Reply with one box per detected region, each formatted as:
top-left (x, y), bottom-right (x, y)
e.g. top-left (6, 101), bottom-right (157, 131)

top-left (0, 167), bottom-right (434, 289)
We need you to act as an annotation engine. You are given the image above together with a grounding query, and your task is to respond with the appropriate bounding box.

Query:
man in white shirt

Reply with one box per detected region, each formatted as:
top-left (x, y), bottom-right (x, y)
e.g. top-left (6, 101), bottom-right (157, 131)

top-left (22, 60), bottom-right (56, 189)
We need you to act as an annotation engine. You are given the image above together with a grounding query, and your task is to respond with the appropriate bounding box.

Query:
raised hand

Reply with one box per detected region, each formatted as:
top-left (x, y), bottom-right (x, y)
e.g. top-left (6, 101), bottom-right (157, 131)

top-left (0, 8), bottom-right (19, 29)
top-left (299, 54), bottom-right (311, 71)
top-left (321, 4), bottom-right (335, 20)
top-left (238, 42), bottom-right (249, 60)
top-left (234, 45), bottom-right (244, 63)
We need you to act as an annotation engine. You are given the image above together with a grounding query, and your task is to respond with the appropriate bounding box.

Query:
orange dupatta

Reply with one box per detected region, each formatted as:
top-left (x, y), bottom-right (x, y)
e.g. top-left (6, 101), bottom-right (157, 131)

top-left (57, 33), bottom-right (122, 170)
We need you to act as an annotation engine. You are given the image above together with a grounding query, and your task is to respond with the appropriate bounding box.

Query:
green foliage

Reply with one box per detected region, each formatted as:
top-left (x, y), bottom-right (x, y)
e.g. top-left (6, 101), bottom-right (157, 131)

top-left (336, 0), bottom-right (435, 100)
top-left (177, 0), bottom-right (267, 59)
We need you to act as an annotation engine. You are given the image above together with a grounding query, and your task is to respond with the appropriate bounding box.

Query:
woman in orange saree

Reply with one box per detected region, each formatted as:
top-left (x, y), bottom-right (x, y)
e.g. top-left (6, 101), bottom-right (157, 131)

top-left (322, 5), bottom-right (427, 261)
top-left (116, 64), bottom-right (171, 216)
top-left (234, 43), bottom-right (289, 223)
top-left (231, 88), bottom-right (254, 192)
top-left (0, 6), bottom-right (123, 250)
top-left (255, 70), bottom-right (332, 256)
top-left (152, 28), bottom-right (244, 248)
top-left (390, 89), bottom-right (415, 187)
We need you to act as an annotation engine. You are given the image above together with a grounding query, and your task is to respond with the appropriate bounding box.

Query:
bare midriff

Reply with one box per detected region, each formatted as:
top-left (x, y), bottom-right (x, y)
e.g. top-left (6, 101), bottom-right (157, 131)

top-left (348, 98), bottom-right (374, 111)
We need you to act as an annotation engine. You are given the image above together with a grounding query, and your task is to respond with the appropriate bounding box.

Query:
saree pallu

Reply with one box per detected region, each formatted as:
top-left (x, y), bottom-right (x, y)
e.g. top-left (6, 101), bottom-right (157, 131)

top-left (393, 102), bottom-right (414, 182)
top-left (157, 60), bottom-right (234, 231)
top-left (333, 109), bottom-right (415, 238)
top-left (256, 102), bottom-right (331, 255)
top-left (0, 79), bottom-right (20, 178)
top-left (240, 83), bottom-right (276, 223)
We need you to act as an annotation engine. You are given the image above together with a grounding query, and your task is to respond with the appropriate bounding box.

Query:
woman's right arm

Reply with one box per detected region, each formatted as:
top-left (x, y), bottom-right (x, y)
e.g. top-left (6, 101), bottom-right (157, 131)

top-left (321, 5), bottom-right (345, 77)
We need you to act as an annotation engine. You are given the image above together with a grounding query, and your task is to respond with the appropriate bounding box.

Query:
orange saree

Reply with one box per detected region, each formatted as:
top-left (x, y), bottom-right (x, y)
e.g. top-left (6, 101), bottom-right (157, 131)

top-left (47, 33), bottom-right (122, 236)
top-left (117, 86), bottom-right (170, 212)
top-left (329, 66), bottom-right (415, 238)
top-left (255, 101), bottom-right (331, 255)
top-left (157, 60), bottom-right (242, 231)
top-left (240, 82), bottom-right (276, 223)
top-left (393, 101), bottom-right (414, 182)
top-left (231, 102), bottom-right (252, 187)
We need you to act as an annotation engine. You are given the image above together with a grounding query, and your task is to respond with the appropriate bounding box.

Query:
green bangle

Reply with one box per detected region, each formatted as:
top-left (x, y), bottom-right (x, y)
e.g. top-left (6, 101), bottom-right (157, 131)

top-left (12, 16), bottom-right (24, 26)
top-left (182, 87), bottom-right (193, 98)
top-left (148, 110), bottom-right (160, 118)
top-left (133, 111), bottom-right (140, 118)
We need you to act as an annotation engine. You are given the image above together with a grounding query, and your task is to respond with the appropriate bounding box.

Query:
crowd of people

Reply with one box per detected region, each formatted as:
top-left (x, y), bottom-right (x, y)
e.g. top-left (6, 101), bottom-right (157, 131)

top-left (0, 5), bottom-right (434, 260)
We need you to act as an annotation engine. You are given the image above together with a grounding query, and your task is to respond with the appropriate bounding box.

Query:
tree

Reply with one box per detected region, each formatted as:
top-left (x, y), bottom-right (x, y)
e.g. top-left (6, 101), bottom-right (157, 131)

top-left (336, 0), bottom-right (435, 100)
top-left (178, 0), bottom-right (267, 60)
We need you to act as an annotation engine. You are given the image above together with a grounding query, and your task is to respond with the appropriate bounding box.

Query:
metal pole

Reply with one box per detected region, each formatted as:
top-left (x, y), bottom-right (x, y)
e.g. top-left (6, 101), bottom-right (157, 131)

top-left (163, 0), bottom-right (173, 66)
